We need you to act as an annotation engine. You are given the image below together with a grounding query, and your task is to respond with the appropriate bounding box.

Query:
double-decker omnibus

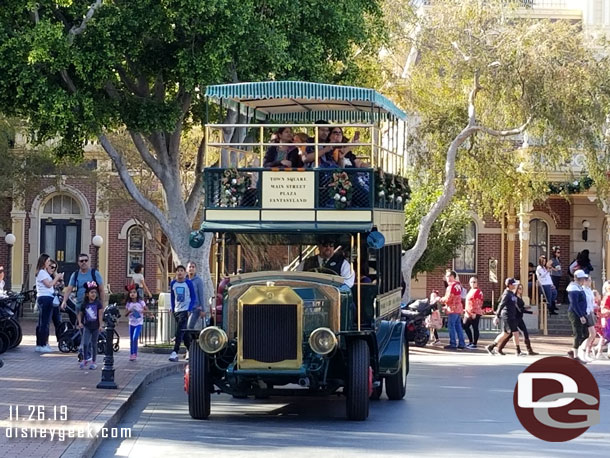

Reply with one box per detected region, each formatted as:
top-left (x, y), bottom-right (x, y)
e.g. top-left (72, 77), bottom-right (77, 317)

top-left (185, 81), bottom-right (409, 421)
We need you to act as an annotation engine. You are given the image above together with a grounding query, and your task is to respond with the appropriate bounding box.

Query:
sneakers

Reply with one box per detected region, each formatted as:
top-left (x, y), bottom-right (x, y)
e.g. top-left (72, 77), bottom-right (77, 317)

top-left (169, 351), bottom-right (179, 362)
top-left (457, 346), bottom-right (466, 350)
top-left (79, 359), bottom-right (90, 369)
top-left (432, 340), bottom-right (442, 346)
top-left (466, 343), bottom-right (477, 349)
top-left (184, 351), bottom-right (189, 361)
top-left (89, 363), bottom-right (97, 370)
top-left (485, 344), bottom-right (496, 355)
top-left (443, 345), bottom-right (457, 350)
top-left (129, 354), bottom-right (137, 361)
top-left (35, 346), bottom-right (43, 352)
top-left (40, 345), bottom-right (53, 353)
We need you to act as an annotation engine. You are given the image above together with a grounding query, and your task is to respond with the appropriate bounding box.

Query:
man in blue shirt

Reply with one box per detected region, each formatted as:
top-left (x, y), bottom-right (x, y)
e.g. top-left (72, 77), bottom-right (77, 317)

top-left (169, 265), bottom-right (196, 362)
top-left (61, 253), bottom-right (104, 311)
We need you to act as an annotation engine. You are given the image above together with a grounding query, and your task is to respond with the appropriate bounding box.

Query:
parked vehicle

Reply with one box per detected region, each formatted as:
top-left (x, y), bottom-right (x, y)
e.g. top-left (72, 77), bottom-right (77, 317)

top-left (183, 81), bottom-right (409, 421)
top-left (0, 291), bottom-right (28, 353)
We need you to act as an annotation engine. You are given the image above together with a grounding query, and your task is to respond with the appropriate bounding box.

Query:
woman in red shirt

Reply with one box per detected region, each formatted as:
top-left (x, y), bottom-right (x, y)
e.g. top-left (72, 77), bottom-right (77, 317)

top-left (463, 277), bottom-right (483, 349)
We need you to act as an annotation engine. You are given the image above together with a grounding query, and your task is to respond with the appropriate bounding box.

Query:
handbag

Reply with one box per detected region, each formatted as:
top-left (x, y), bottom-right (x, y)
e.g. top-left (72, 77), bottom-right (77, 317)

top-left (425, 310), bottom-right (442, 329)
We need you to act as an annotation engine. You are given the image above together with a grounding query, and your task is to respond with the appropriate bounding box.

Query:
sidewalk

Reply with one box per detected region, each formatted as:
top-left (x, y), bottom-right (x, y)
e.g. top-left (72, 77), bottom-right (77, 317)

top-left (0, 319), bottom-right (185, 458)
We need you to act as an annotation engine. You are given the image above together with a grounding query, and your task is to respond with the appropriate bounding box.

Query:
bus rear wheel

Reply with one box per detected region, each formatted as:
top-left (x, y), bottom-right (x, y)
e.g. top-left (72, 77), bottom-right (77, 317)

top-left (386, 339), bottom-right (407, 400)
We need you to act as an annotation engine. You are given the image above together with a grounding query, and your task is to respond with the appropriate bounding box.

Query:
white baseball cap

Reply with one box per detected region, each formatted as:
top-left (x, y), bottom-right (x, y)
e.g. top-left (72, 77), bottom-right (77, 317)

top-left (574, 269), bottom-right (588, 279)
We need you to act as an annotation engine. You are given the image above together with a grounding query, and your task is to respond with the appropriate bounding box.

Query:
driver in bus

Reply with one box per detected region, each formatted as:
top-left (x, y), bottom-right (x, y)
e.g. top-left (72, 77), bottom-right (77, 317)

top-left (297, 240), bottom-right (355, 288)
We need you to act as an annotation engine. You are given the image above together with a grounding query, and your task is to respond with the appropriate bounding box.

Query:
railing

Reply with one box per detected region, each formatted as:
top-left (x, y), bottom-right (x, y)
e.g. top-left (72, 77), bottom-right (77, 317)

top-left (139, 310), bottom-right (176, 346)
top-left (204, 123), bottom-right (408, 177)
top-left (204, 168), bottom-right (407, 211)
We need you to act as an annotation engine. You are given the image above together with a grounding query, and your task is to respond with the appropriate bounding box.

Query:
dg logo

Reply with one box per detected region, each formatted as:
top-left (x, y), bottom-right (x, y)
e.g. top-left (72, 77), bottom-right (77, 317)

top-left (513, 356), bottom-right (600, 441)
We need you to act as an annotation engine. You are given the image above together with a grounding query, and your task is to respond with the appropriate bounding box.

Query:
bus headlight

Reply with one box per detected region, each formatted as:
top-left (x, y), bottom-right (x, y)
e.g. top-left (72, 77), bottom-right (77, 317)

top-left (198, 326), bottom-right (228, 354)
top-left (308, 327), bottom-right (337, 355)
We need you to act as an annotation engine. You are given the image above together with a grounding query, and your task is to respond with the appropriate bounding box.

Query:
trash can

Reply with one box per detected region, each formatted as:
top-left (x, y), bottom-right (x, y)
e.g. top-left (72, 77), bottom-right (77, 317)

top-left (156, 293), bottom-right (176, 344)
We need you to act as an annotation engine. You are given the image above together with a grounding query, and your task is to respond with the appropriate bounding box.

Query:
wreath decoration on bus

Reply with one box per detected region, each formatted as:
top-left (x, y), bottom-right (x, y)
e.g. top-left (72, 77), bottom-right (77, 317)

top-left (328, 171), bottom-right (353, 209)
top-left (221, 168), bottom-right (251, 207)
top-left (375, 169), bottom-right (410, 204)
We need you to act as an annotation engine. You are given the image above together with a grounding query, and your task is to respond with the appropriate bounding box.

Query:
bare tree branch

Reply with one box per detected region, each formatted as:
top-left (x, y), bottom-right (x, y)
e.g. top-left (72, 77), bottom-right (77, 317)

top-left (116, 65), bottom-right (147, 97)
top-left (98, 133), bottom-right (172, 235)
top-left (468, 70), bottom-right (480, 126)
top-left (129, 131), bottom-right (167, 181)
top-left (185, 136), bottom-right (206, 222)
top-left (68, 0), bottom-right (103, 44)
top-left (473, 116), bottom-right (533, 137)
top-left (60, 69), bottom-right (77, 94)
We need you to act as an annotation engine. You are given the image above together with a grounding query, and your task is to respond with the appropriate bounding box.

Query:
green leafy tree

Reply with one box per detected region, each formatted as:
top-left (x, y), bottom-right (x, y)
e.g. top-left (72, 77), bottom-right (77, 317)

top-left (0, 1), bottom-right (385, 296)
top-left (394, 0), bottom-right (610, 301)
top-left (403, 184), bottom-right (470, 277)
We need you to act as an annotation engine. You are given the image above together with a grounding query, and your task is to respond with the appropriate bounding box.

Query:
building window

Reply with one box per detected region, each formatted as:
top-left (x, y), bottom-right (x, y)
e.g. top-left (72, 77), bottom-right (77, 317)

top-left (529, 218), bottom-right (548, 266)
top-left (42, 194), bottom-right (81, 216)
top-left (127, 225), bottom-right (145, 276)
top-left (454, 221), bottom-right (476, 273)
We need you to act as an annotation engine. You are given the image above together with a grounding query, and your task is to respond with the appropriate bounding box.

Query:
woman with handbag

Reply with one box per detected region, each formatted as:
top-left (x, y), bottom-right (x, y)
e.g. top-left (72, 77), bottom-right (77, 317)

top-left (463, 277), bottom-right (483, 349)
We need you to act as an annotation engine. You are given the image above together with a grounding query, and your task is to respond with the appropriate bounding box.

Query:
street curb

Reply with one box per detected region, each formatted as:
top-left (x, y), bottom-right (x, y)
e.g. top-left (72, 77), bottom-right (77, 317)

top-left (60, 361), bottom-right (186, 458)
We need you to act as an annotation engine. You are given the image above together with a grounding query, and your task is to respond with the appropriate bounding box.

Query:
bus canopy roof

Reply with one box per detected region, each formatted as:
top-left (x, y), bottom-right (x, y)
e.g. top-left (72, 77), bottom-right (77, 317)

top-left (204, 81), bottom-right (407, 123)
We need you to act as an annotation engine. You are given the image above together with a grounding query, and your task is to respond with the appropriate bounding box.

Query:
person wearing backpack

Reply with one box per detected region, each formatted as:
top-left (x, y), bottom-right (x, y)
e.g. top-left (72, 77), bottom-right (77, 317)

top-left (60, 253), bottom-right (105, 311)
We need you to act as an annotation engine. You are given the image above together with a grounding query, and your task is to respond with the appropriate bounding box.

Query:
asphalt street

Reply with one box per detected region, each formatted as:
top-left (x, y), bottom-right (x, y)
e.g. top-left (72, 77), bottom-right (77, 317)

top-left (96, 350), bottom-right (610, 458)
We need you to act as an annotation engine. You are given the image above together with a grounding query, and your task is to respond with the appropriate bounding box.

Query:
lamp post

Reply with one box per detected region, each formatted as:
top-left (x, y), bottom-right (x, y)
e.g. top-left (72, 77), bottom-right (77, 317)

top-left (92, 235), bottom-right (103, 270)
top-left (5, 233), bottom-right (16, 292)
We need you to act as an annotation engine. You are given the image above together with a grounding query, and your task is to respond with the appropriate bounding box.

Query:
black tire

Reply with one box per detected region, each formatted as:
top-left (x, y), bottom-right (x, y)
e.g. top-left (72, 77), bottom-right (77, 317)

top-left (97, 340), bottom-right (106, 354)
top-left (113, 342), bottom-right (120, 352)
top-left (0, 332), bottom-right (9, 355)
top-left (386, 339), bottom-right (408, 400)
top-left (58, 336), bottom-right (72, 353)
top-left (188, 340), bottom-right (211, 419)
top-left (413, 327), bottom-right (429, 347)
top-left (346, 339), bottom-right (370, 421)
top-left (3, 318), bottom-right (22, 349)
top-left (370, 379), bottom-right (383, 401)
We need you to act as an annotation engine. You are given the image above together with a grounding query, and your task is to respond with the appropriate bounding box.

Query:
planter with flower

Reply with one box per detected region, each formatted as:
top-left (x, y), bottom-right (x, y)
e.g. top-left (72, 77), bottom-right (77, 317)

top-left (221, 168), bottom-right (251, 207)
top-left (328, 171), bottom-right (353, 209)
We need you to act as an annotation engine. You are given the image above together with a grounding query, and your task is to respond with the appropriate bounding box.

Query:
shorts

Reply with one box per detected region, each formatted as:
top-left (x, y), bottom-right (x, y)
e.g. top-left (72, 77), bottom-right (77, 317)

top-left (585, 313), bottom-right (596, 328)
top-left (501, 318), bottom-right (518, 333)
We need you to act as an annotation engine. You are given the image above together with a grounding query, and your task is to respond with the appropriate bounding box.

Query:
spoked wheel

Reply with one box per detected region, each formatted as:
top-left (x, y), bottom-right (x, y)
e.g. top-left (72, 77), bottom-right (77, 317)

top-left (113, 342), bottom-right (120, 352)
top-left (97, 340), bottom-right (106, 355)
top-left (58, 336), bottom-right (72, 353)
top-left (3, 318), bottom-right (22, 349)
top-left (188, 340), bottom-right (211, 419)
top-left (0, 332), bottom-right (9, 354)
top-left (413, 327), bottom-right (429, 347)
top-left (346, 339), bottom-right (370, 421)
top-left (386, 339), bottom-right (408, 400)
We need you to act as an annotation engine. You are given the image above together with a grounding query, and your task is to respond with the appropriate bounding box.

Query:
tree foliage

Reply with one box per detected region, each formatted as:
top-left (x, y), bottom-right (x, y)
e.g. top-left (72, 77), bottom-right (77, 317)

top-left (392, 0), bottom-right (610, 300)
top-left (403, 184), bottom-right (470, 276)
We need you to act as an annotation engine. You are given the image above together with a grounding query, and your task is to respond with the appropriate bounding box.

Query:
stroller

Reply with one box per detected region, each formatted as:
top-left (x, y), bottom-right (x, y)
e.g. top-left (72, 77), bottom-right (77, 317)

top-left (57, 297), bottom-right (120, 359)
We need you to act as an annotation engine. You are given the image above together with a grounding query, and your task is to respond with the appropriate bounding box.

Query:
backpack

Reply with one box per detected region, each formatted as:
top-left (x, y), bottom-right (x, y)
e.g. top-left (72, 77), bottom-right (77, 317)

top-left (71, 268), bottom-right (98, 297)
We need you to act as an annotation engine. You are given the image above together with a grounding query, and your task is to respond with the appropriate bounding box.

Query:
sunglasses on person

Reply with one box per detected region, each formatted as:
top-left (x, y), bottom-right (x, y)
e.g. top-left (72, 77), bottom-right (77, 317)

top-left (79, 259), bottom-right (89, 263)
top-left (49, 265), bottom-right (57, 270)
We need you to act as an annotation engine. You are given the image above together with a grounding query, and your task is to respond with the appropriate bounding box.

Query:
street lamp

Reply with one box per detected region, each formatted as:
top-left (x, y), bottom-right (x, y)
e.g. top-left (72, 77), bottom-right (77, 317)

top-left (92, 235), bottom-right (103, 270)
top-left (4, 233), bottom-right (16, 292)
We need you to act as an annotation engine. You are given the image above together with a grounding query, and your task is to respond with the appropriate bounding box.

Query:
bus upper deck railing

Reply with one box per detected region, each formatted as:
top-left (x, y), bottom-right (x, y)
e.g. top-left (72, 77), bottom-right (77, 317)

top-left (204, 168), bottom-right (409, 211)
top-left (203, 123), bottom-right (408, 176)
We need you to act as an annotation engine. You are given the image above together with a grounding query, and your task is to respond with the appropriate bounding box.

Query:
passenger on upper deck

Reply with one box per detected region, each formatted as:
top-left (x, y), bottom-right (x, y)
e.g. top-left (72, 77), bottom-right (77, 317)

top-left (263, 127), bottom-right (303, 168)
top-left (297, 239), bottom-right (355, 287)
top-left (304, 126), bottom-right (368, 168)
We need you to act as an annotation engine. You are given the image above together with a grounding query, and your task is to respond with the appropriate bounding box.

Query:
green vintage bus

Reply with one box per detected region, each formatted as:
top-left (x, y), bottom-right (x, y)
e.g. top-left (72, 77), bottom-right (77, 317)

top-left (185, 81), bottom-right (409, 421)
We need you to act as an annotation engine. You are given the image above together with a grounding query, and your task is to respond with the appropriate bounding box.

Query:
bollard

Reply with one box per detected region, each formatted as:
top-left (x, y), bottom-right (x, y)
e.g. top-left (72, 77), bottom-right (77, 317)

top-left (97, 303), bottom-right (120, 389)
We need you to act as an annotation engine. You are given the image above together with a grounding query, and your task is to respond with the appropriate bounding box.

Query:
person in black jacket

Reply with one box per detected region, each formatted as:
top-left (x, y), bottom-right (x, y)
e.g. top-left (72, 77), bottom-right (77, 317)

top-left (263, 127), bottom-right (303, 168)
top-left (494, 283), bottom-right (538, 356)
top-left (567, 269), bottom-right (590, 362)
top-left (486, 278), bottom-right (523, 356)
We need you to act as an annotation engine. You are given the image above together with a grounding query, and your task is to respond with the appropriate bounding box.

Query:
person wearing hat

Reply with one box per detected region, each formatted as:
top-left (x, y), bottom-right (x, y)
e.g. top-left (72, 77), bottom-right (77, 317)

top-left (567, 269), bottom-right (590, 362)
top-left (486, 278), bottom-right (523, 356)
top-left (298, 239), bottom-right (354, 287)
